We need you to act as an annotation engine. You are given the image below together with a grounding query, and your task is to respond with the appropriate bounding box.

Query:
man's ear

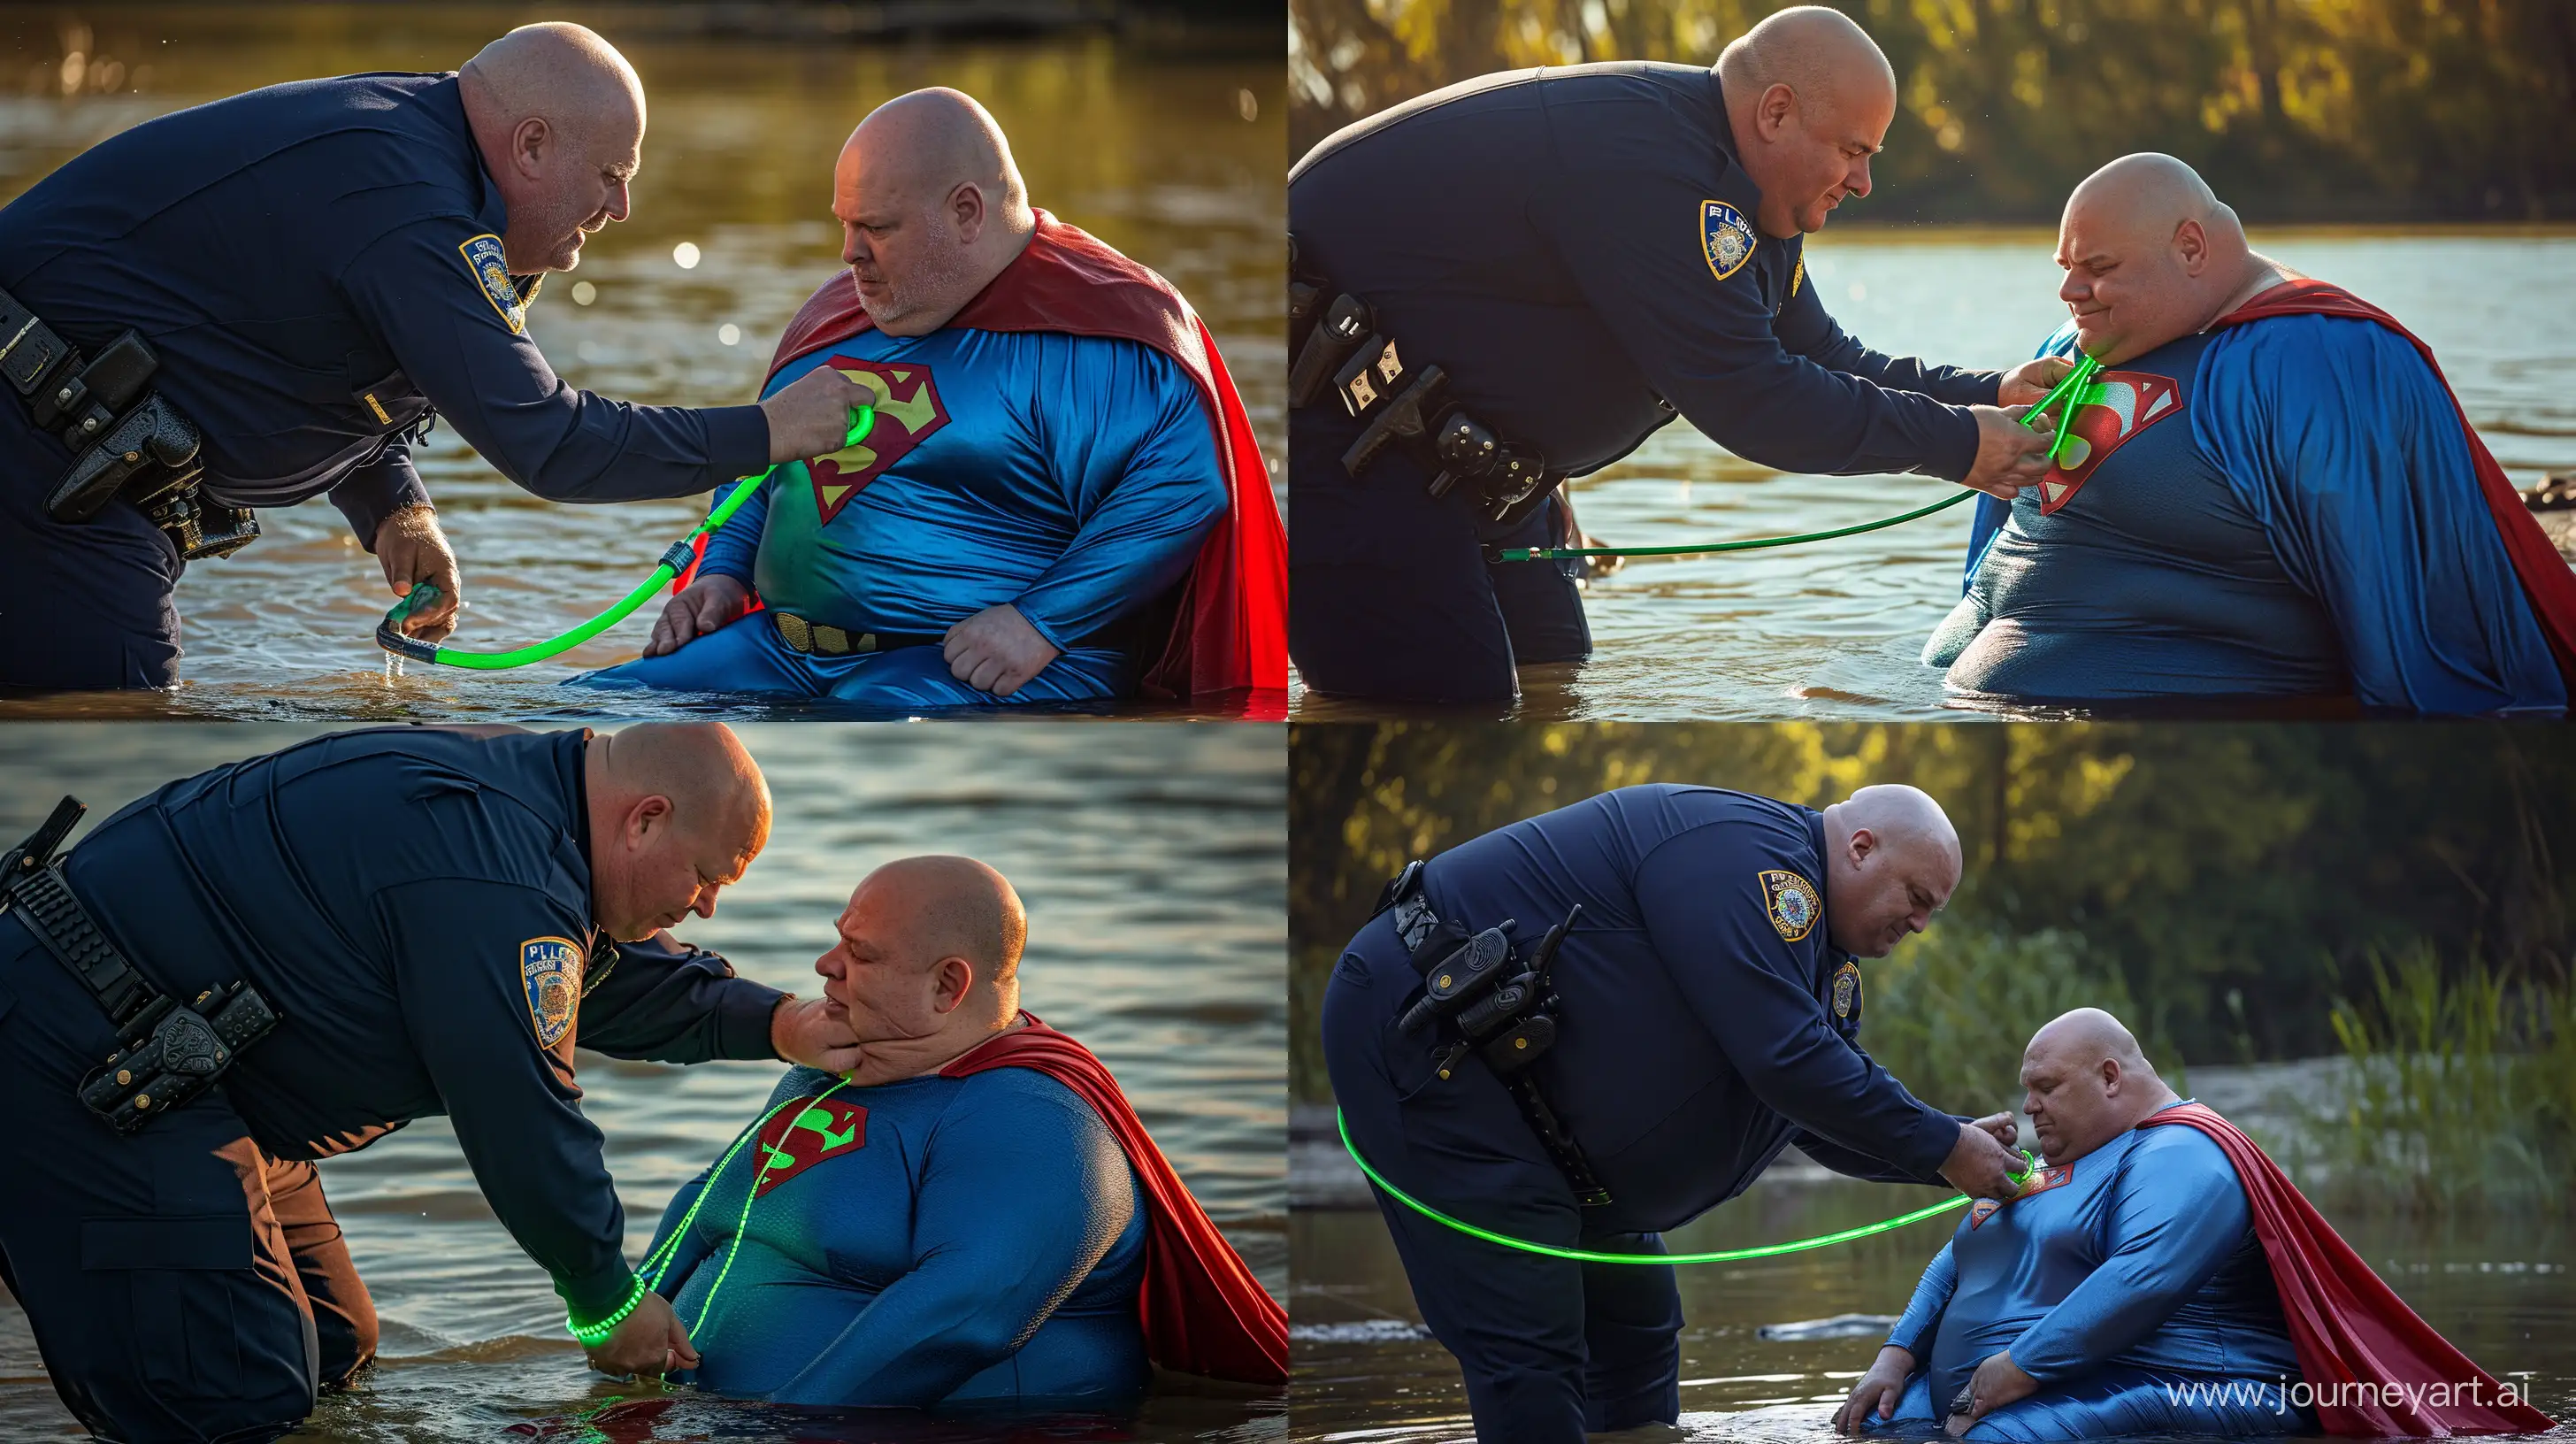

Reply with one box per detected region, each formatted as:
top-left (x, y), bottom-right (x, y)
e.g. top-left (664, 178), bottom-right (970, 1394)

top-left (930, 956), bottom-right (976, 1014)
top-left (627, 793), bottom-right (675, 846)
top-left (2172, 217), bottom-right (2209, 276)
top-left (1847, 825), bottom-right (1878, 867)
top-left (511, 116), bottom-right (551, 180)
top-left (2099, 1056), bottom-right (2124, 1096)
top-left (1755, 82), bottom-right (1798, 142)
top-left (949, 181), bottom-right (986, 245)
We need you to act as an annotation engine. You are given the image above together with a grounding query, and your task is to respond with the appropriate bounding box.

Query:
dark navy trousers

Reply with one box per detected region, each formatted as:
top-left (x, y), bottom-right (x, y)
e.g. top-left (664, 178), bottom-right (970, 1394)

top-left (1322, 910), bottom-right (1682, 1444)
top-left (0, 403), bottom-right (185, 691)
top-left (0, 912), bottom-right (374, 1442)
top-left (1289, 404), bottom-right (1590, 706)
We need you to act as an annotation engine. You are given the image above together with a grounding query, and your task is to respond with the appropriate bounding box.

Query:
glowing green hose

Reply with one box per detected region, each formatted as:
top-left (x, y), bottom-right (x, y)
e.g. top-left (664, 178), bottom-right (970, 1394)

top-left (1495, 353), bottom-right (2101, 564)
top-left (635, 1080), bottom-right (853, 1337)
top-left (1338, 1109), bottom-right (2034, 1264)
top-left (376, 406), bottom-right (875, 669)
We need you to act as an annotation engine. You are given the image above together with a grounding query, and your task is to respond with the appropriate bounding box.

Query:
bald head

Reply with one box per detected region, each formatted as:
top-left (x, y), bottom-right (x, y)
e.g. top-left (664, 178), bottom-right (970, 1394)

top-left (585, 723), bottom-right (770, 941)
top-left (2020, 1007), bottom-right (2181, 1163)
top-left (457, 24), bottom-right (645, 273)
top-left (1716, 7), bottom-right (1898, 237)
top-left (2055, 152), bottom-right (2287, 364)
top-left (1820, 784), bottom-right (1962, 958)
top-left (855, 855), bottom-right (1028, 994)
top-left (833, 88), bottom-right (1036, 336)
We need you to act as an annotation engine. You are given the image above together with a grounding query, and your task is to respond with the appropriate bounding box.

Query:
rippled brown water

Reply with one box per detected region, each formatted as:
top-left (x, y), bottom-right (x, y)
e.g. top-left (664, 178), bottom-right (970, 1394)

top-left (0, 723), bottom-right (1286, 1441)
top-left (0, 6), bottom-right (1284, 720)
top-left (1292, 1173), bottom-right (2573, 1442)
top-left (1288, 228), bottom-right (2576, 722)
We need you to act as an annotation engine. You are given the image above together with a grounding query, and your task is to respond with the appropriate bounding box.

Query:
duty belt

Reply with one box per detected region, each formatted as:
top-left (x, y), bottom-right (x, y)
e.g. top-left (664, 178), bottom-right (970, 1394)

top-left (0, 284), bottom-right (257, 561)
top-left (1372, 860), bottom-right (1610, 1207)
top-left (1288, 239), bottom-right (1555, 527)
top-left (0, 797), bottom-right (279, 1134)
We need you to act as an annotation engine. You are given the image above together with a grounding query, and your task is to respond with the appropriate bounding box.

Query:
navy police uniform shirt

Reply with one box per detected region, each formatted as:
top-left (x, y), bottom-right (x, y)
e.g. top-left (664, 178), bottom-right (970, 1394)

top-left (1393, 783), bottom-right (1959, 1234)
top-left (54, 726), bottom-right (786, 1319)
top-left (0, 73), bottom-right (770, 543)
top-left (1288, 62), bottom-right (2001, 482)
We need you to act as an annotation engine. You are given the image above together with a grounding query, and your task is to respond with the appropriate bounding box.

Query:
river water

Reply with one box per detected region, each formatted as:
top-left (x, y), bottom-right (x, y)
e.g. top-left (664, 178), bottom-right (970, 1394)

top-left (1287, 229), bottom-right (2576, 721)
top-left (1291, 1177), bottom-right (2573, 1442)
top-left (0, 6), bottom-right (1284, 720)
top-left (0, 722), bottom-right (1287, 1442)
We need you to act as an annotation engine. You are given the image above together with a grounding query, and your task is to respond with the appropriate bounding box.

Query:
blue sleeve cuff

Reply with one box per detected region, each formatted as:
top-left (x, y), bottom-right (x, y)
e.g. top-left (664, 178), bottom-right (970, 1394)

top-left (702, 404), bottom-right (771, 484)
top-left (717, 980), bottom-right (787, 1061)
top-left (328, 445), bottom-right (433, 548)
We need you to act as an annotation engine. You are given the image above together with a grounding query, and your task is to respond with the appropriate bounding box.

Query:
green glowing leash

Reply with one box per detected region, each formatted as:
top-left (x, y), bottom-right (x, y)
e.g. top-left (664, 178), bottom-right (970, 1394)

top-left (376, 407), bottom-right (876, 670)
top-left (1493, 354), bottom-right (2101, 564)
top-left (1338, 1109), bottom-right (2036, 1264)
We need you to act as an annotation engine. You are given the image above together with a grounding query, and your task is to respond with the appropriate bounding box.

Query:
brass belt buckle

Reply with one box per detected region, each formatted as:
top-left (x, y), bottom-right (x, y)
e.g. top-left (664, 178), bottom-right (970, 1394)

top-left (775, 613), bottom-right (878, 657)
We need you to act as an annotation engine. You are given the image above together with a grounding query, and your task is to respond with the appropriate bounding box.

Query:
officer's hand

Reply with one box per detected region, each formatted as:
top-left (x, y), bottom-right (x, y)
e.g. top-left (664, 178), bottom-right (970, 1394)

top-left (374, 505), bottom-right (461, 642)
top-left (1938, 1119), bottom-right (2021, 1201)
top-left (645, 574), bottom-right (753, 657)
top-left (584, 1289), bottom-right (699, 1379)
top-left (1950, 1349), bottom-right (2040, 1435)
top-left (1834, 1344), bottom-right (1917, 1434)
top-left (1969, 1111), bottom-right (2019, 1152)
top-left (771, 995), bottom-right (864, 1073)
top-left (760, 367), bottom-right (874, 465)
top-left (1997, 355), bottom-right (2077, 409)
top-left (1959, 405), bottom-right (2054, 501)
top-left (941, 603), bottom-right (1060, 698)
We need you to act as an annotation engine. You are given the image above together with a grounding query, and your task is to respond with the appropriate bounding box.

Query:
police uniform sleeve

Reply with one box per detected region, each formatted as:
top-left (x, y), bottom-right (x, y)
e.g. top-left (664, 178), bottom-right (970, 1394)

top-left (373, 877), bottom-right (638, 1320)
top-left (2007, 1128), bottom-right (2251, 1382)
top-left (1772, 269), bottom-right (2004, 408)
top-left (1537, 118), bottom-right (1983, 480)
top-left (1632, 826), bottom-right (1959, 1179)
top-left (575, 930), bottom-right (785, 1064)
top-left (1011, 342), bottom-right (1228, 648)
top-left (326, 440), bottom-right (433, 548)
top-left (336, 224), bottom-right (771, 503)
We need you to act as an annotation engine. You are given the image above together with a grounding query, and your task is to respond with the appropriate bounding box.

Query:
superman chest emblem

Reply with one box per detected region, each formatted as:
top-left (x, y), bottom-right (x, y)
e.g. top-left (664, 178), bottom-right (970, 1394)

top-left (1968, 1159), bottom-right (2073, 1227)
top-left (2035, 371), bottom-right (2185, 514)
top-left (752, 1095), bottom-right (869, 1197)
top-left (805, 357), bottom-right (952, 524)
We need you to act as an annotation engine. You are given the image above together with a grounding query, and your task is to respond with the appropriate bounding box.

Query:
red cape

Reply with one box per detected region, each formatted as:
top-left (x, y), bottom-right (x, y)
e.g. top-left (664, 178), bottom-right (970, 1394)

top-left (940, 1016), bottom-right (1289, 1386)
top-left (2211, 280), bottom-right (2576, 693)
top-left (2140, 1104), bottom-right (2555, 1436)
top-left (750, 212), bottom-right (1287, 712)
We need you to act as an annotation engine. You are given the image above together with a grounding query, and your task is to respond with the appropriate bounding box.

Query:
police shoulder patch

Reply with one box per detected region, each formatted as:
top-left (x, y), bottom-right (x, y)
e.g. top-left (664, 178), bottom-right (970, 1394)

top-left (459, 234), bottom-right (526, 335)
top-left (521, 935), bottom-right (580, 1048)
top-left (1700, 199), bottom-right (1757, 282)
top-left (1759, 868), bottom-right (1820, 941)
top-left (1829, 958), bottom-right (1863, 1021)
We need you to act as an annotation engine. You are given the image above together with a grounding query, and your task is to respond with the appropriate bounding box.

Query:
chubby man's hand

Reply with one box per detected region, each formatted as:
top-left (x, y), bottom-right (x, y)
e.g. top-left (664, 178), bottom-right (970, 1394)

top-left (942, 603), bottom-right (1059, 697)
top-left (646, 574), bottom-right (754, 657)
top-left (1834, 1345), bottom-right (1917, 1434)
top-left (1997, 355), bottom-right (2077, 409)
top-left (374, 505), bottom-right (461, 642)
top-left (1947, 1349), bottom-right (2041, 1436)
top-left (1938, 1118), bottom-right (2023, 1201)
top-left (771, 995), bottom-right (863, 1073)
top-left (585, 1289), bottom-right (698, 1379)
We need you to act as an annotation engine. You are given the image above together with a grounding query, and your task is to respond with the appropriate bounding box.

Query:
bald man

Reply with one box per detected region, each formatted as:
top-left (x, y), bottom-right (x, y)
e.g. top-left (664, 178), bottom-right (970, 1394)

top-left (0, 725), bottom-right (870, 1442)
top-left (1286, 6), bottom-right (2067, 705)
top-left (0, 23), bottom-right (868, 690)
top-left (1836, 1008), bottom-right (2552, 1440)
top-left (578, 87), bottom-right (1286, 709)
top-left (1931, 152), bottom-right (2575, 714)
top-left (640, 856), bottom-right (1288, 1407)
top-left (1322, 781), bottom-right (2026, 1443)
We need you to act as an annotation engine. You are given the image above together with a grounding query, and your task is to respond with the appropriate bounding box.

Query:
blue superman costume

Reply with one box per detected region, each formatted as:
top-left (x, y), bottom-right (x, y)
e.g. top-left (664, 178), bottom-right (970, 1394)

top-left (1931, 280), bottom-right (2576, 715)
top-left (1864, 1102), bottom-right (2553, 1439)
top-left (576, 214), bottom-right (1288, 714)
top-left (644, 1018), bottom-right (1287, 1410)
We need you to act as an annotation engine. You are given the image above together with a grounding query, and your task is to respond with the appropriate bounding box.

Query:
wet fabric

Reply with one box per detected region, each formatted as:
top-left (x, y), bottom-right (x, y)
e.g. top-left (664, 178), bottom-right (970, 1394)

top-left (0, 728), bottom-right (786, 1440)
top-left (1322, 785), bottom-right (1965, 1442)
top-left (1868, 1103), bottom-right (2305, 1440)
top-left (1946, 308), bottom-right (2564, 714)
top-left (649, 1064), bottom-right (1152, 1411)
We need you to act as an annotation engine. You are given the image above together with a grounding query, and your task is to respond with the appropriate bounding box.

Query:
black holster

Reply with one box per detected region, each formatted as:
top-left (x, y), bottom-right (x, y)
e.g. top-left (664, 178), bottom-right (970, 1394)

top-left (0, 796), bottom-right (279, 1134)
